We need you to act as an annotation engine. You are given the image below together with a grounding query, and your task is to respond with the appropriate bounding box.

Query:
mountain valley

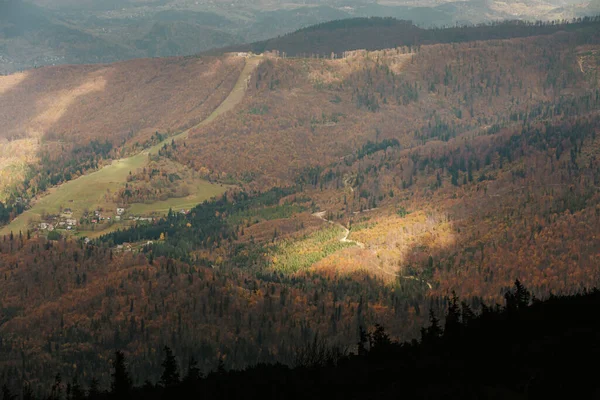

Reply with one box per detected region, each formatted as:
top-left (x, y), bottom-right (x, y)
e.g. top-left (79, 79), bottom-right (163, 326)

top-left (0, 14), bottom-right (600, 396)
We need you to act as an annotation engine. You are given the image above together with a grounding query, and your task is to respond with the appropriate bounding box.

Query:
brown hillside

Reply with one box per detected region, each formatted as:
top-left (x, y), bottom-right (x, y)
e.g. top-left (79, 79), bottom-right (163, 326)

top-left (172, 31), bottom-right (598, 189)
top-left (0, 55), bottom-right (244, 144)
top-left (0, 54), bottom-right (245, 196)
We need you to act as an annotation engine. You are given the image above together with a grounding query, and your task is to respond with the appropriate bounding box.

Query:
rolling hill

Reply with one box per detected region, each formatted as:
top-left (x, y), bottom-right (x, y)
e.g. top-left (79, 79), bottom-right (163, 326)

top-left (0, 0), bottom-right (139, 73)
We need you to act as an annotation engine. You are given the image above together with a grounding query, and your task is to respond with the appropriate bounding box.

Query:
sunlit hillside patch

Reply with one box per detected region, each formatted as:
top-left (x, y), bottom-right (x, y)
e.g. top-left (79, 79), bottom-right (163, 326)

top-left (30, 70), bottom-right (108, 139)
top-left (312, 210), bottom-right (455, 282)
top-left (576, 45), bottom-right (600, 85)
top-left (265, 208), bottom-right (454, 278)
top-left (311, 247), bottom-right (377, 279)
top-left (268, 225), bottom-right (354, 274)
top-left (307, 48), bottom-right (415, 88)
top-left (0, 138), bottom-right (37, 200)
top-left (0, 71), bottom-right (28, 95)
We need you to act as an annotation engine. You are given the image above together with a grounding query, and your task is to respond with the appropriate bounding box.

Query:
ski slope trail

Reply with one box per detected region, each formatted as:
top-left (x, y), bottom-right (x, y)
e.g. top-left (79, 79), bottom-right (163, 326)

top-left (1, 56), bottom-right (263, 236)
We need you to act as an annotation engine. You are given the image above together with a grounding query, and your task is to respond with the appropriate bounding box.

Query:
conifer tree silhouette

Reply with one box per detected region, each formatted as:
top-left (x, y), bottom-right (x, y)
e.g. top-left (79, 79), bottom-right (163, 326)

top-left (70, 377), bottom-right (85, 400)
top-left (160, 346), bottom-right (180, 388)
top-left (50, 374), bottom-right (62, 400)
top-left (183, 356), bottom-right (202, 384)
top-left (88, 378), bottom-right (100, 400)
top-left (111, 351), bottom-right (132, 399)
top-left (22, 383), bottom-right (34, 400)
top-left (1, 385), bottom-right (15, 400)
top-left (421, 310), bottom-right (443, 345)
top-left (505, 279), bottom-right (531, 311)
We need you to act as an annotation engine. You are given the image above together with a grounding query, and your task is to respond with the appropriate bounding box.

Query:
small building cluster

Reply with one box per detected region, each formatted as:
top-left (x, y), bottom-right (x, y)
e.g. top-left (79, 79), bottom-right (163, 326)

top-left (35, 203), bottom-right (173, 235)
top-left (85, 207), bottom-right (125, 224)
top-left (38, 208), bottom-right (78, 231)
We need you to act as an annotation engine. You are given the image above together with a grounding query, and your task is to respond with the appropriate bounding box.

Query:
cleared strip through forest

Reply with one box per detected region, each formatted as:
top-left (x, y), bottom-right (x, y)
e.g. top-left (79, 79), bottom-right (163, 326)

top-left (1, 56), bottom-right (263, 236)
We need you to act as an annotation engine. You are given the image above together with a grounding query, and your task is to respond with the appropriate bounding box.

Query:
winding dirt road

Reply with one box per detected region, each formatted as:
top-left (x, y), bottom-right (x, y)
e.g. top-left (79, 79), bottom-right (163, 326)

top-left (312, 211), bottom-right (364, 248)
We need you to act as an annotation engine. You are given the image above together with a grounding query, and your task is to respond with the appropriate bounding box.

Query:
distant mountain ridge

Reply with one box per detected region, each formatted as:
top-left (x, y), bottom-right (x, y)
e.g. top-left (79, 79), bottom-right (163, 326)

top-left (1, 0), bottom-right (599, 73)
top-left (213, 16), bottom-right (600, 57)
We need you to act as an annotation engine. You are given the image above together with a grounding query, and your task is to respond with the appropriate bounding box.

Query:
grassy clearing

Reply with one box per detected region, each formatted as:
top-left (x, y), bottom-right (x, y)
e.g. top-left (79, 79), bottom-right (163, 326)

top-left (269, 225), bottom-right (353, 274)
top-left (1, 56), bottom-right (263, 236)
top-left (1, 152), bottom-right (149, 235)
top-left (128, 180), bottom-right (229, 215)
top-left (75, 221), bottom-right (134, 239)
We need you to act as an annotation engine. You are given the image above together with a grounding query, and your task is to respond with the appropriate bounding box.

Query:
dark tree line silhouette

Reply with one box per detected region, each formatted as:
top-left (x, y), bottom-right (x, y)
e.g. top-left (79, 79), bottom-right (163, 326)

top-left (2, 281), bottom-right (599, 399)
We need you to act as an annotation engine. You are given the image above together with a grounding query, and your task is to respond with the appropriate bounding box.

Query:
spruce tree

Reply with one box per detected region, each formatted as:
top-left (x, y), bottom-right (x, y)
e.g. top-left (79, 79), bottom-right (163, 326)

top-left (111, 351), bottom-right (132, 399)
top-left (183, 356), bottom-right (202, 384)
top-left (88, 378), bottom-right (100, 400)
top-left (160, 346), bottom-right (180, 388)
top-left (1, 385), bottom-right (15, 400)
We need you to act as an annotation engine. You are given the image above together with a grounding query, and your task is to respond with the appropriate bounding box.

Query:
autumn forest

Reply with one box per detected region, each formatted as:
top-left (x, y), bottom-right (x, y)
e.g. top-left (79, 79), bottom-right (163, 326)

top-left (1, 16), bottom-right (600, 399)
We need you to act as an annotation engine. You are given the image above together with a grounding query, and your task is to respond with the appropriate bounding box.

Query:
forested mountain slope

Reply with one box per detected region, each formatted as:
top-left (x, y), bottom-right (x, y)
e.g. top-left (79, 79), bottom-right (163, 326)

top-left (1, 18), bottom-right (600, 394)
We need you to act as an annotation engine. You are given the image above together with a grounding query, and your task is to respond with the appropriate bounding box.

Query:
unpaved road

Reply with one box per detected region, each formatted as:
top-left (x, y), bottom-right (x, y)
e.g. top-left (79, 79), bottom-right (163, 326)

top-left (312, 211), bottom-right (364, 248)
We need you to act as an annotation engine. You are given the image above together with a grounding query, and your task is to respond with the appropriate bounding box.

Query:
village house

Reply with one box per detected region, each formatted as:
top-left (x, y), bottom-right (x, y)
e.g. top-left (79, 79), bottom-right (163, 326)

top-left (116, 243), bottom-right (133, 252)
top-left (116, 207), bottom-right (125, 215)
